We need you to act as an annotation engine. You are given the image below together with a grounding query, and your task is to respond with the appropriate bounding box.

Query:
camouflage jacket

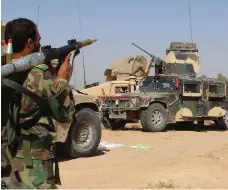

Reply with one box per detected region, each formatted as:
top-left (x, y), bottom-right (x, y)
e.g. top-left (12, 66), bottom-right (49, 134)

top-left (16, 63), bottom-right (74, 159)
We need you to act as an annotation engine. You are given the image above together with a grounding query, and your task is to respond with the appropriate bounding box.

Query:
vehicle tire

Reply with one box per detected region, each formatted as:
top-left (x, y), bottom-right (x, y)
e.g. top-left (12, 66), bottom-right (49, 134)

top-left (141, 103), bottom-right (168, 132)
top-left (102, 116), bottom-right (112, 129)
top-left (215, 111), bottom-right (228, 130)
top-left (111, 119), bottom-right (126, 130)
top-left (102, 116), bottom-right (126, 130)
top-left (68, 108), bottom-right (101, 158)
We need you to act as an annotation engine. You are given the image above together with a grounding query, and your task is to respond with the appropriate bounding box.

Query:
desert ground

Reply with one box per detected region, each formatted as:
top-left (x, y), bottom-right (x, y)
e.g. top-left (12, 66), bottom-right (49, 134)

top-left (58, 124), bottom-right (228, 189)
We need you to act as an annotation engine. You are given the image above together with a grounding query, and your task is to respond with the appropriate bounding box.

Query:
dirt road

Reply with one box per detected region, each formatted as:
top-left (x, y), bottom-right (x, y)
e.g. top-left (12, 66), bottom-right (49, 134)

top-left (58, 126), bottom-right (228, 189)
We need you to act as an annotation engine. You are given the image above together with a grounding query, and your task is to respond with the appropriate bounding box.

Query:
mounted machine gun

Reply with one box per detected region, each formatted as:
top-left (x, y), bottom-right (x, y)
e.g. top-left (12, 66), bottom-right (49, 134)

top-left (132, 43), bottom-right (167, 75)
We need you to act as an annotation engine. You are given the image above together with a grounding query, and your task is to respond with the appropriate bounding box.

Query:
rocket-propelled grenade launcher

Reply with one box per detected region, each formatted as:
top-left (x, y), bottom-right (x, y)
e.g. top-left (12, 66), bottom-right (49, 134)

top-left (41, 38), bottom-right (97, 65)
top-left (1, 38), bottom-right (97, 77)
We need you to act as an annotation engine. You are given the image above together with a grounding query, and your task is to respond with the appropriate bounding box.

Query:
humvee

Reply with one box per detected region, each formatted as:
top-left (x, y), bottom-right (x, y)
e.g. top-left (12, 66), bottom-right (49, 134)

top-left (97, 43), bottom-right (228, 132)
top-left (98, 74), bottom-right (228, 132)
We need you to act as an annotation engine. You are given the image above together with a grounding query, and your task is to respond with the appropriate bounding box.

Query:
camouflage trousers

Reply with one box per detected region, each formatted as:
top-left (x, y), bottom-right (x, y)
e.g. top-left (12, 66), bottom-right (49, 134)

top-left (16, 157), bottom-right (57, 189)
top-left (2, 158), bottom-right (57, 189)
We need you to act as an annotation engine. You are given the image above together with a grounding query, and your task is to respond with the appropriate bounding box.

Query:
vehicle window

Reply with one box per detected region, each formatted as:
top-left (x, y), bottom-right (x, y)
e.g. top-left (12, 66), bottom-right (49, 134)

top-left (115, 86), bottom-right (129, 93)
top-left (184, 83), bottom-right (200, 93)
top-left (141, 79), bottom-right (155, 91)
top-left (157, 79), bottom-right (174, 90)
top-left (209, 84), bottom-right (225, 95)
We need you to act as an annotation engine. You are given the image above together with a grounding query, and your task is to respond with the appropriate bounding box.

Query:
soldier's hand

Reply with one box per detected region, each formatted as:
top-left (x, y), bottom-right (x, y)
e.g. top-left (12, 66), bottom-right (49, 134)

top-left (57, 52), bottom-right (72, 80)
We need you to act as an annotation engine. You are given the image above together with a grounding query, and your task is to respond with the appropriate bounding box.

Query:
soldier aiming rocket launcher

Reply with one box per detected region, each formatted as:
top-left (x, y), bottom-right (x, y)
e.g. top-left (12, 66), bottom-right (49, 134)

top-left (1, 38), bottom-right (97, 127)
top-left (132, 42), bottom-right (167, 75)
top-left (1, 38), bottom-right (97, 177)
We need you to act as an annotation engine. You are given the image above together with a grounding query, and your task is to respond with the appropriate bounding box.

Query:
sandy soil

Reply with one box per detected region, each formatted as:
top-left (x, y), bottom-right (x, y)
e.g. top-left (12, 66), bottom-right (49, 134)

top-left (58, 125), bottom-right (228, 189)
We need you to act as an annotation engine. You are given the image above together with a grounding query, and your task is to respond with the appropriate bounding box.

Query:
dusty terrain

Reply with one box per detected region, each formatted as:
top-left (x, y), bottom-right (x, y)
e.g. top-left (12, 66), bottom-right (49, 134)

top-left (58, 125), bottom-right (228, 189)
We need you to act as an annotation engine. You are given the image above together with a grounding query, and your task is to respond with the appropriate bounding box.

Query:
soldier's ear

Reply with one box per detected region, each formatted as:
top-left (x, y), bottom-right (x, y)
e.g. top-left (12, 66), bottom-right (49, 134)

top-left (27, 38), bottom-right (34, 49)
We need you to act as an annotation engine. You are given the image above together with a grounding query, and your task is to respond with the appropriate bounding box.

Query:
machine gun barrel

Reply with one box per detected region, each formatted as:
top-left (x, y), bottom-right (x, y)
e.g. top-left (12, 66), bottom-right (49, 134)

top-left (132, 43), bottom-right (155, 59)
top-left (132, 42), bottom-right (167, 75)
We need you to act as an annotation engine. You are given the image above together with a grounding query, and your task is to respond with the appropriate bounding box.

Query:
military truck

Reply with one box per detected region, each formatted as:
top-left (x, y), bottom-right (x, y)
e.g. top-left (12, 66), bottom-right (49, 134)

top-left (97, 43), bottom-right (228, 132)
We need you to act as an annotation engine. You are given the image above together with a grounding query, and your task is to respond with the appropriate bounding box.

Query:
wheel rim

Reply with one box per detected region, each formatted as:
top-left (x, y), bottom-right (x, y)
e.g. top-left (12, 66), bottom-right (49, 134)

top-left (75, 121), bottom-right (92, 147)
top-left (151, 110), bottom-right (163, 128)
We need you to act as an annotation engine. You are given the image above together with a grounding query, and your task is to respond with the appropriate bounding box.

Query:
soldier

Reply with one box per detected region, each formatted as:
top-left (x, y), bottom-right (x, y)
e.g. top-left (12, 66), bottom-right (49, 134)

top-left (3, 18), bottom-right (74, 188)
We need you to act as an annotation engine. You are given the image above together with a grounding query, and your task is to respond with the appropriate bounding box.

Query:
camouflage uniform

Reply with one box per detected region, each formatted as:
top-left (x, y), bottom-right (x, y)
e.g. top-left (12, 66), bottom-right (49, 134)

top-left (7, 63), bottom-right (74, 189)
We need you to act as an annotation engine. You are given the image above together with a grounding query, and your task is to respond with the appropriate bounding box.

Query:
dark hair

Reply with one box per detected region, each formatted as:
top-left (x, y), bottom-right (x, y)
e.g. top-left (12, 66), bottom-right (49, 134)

top-left (4, 18), bottom-right (37, 53)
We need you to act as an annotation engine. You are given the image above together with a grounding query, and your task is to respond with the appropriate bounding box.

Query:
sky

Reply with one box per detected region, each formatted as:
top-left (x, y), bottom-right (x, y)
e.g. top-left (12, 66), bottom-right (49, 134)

top-left (1, 0), bottom-right (228, 89)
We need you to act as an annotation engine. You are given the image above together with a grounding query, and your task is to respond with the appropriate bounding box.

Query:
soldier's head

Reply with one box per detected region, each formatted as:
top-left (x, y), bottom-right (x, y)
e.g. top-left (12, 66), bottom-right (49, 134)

top-left (4, 18), bottom-right (41, 56)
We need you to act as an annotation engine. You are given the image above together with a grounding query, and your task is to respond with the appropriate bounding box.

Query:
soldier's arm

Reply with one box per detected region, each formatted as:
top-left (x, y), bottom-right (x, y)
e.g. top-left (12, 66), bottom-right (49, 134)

top-left (21, 66), bottom-right (74, 122)
top-left (48, 77), bottom-right (74, 122)
top-left (49, 52), bottom-right (74, 122)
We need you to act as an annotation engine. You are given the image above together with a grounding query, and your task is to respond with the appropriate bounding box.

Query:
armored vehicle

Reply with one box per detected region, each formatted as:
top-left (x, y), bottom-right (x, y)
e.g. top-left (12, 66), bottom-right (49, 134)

top-left (97, 43), bottom-right (228, 132)
top-left (99, 74), bottom-right (228, 132)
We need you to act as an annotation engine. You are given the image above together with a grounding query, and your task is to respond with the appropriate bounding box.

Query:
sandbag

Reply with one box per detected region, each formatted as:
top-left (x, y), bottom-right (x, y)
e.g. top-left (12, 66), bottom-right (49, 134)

top-left (108, 55), bottom-right (149, 80)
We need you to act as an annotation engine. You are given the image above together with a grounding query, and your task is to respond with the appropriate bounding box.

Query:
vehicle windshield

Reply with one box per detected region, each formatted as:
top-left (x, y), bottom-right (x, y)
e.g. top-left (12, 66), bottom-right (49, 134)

top-left (140, 76), bottom-right (176, 92)
top-left (140, 76), bottom-right (155, 91)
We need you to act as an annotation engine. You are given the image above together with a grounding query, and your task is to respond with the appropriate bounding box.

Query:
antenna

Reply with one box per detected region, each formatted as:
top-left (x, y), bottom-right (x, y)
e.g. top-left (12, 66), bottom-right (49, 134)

top-left (188, 0), bottom-right (193, 43)
top-left (77, 0), bottom-right (87, 87)
top-left (37, 6), bottom-right (40, 28)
